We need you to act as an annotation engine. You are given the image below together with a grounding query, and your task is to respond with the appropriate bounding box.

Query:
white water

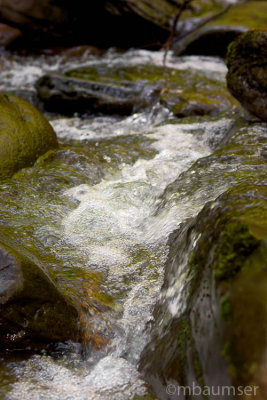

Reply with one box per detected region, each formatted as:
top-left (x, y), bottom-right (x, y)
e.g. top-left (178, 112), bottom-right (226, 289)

top-left (0, 49), bottom-right (232, 400)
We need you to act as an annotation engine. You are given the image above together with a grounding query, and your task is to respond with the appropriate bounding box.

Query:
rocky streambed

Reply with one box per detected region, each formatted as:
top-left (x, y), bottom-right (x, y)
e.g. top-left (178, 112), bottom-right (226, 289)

top-left (0, 36), bottom-right (266, 400)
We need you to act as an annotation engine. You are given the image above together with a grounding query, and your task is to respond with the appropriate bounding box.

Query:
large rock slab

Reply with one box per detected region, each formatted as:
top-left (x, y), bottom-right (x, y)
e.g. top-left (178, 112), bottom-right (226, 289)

top-left (140, 120), bottom-right (267, 398)
top-left (36, 63), bottom-right (241, 118)
top-left (0, 93), bottom-right (58, 180)
top-left (0, 0), bottom-right (236, 48)
top-left (174, 1), bottom-right (267, 57)
top-left (226, 30), bottom-right (267, 122)
top-left (0, 235), bottom-right (81, 350)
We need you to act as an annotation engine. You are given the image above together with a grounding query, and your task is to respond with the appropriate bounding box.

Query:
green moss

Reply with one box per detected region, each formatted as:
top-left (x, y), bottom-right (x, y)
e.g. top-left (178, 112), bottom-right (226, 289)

top-left (182, 0), bottom-right (225, 19)
top-left (220, 297), bottom-right (232, 321)
top-left (214, 222), bottom-right (260, 281)
top-left (209, 1), bottom-right (267, 29)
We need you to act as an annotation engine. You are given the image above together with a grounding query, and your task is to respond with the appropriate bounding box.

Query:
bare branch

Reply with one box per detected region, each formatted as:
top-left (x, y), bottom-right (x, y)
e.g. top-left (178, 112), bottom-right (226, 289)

top-left (163, 0), bottom-right (193, 73)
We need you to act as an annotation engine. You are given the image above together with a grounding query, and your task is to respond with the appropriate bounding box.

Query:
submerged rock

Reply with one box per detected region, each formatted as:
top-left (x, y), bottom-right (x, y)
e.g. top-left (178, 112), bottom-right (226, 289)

top-left (140, 119), bottom-right (267, 397)
top-left (226, 30), bottom-right (267, 122)
top-left (36, 63), bottom-right (240, 118)
top-left (0, 93), bottom-right (58, 180)
top-left (36, 71), bottom-right (150, 116)
top-left (160, 85), bottom-right (240, 118)
top-left (174, 1), bottom-right (267, 57)
top-left (0, 235), bottom-right (81, 350)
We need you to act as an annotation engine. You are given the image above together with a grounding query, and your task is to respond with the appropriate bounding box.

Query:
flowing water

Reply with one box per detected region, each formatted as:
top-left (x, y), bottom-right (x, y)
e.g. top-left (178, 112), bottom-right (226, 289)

top-left (0, 49), bottom-right (237, 399)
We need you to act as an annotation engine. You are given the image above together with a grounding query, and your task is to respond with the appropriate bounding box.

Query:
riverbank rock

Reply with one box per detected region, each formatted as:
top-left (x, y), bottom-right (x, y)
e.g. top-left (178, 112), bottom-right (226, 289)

top-left (0, 94), bottom-right (58, 180)
top-left (174, 1), bottom-right (267, 57)
top-left (0, 0), bottom-right (237, 49)
top-left (0, 236), bottom-right (81, 350)
top-left (226, 30), bottom-right (267, 122)
top-left (36, 63), bottom-right (241, 118)
top-left (140, 119), bottom-right (267, 398)
top-left (0, 23), bottom-right (21, 48)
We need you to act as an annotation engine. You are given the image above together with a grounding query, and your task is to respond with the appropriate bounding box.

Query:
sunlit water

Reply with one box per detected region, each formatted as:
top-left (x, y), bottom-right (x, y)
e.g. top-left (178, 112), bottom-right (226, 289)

top-left (0, 49), bottom-right (234, 399)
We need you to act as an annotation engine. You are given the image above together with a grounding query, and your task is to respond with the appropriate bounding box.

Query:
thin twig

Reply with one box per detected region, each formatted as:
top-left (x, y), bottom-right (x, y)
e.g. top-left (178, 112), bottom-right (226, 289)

top-left (163, 0), bottom-right (193, 73)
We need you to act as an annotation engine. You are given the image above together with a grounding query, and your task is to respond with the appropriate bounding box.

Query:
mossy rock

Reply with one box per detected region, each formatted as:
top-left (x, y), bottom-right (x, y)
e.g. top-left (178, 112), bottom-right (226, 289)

top-left (140, 120), bottom-right (267, 396)
top-left (187, 184), bottom-right (267, 395)
top-left (0, 93), bottom-right (58, 181)
top-left (160, 86), bottom-right (241, 118)
top-left (0, 234), bottom-right (80, 350)
top-left (226, 30), bottom-right (267, 122)
top-left (174, 1), bottom-right (267, 57)
top-left (36, 63), bottom-right (240, 117)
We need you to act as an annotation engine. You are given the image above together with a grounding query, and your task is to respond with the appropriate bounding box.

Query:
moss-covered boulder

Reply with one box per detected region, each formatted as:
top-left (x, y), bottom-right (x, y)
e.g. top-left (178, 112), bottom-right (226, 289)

top-left (160, 86), bottom-right (241, 118)
top-left (0, 94), bottom-right (58, 181)
top-left (0, 235), bottom-right (81, 350)
top-left (226, 30), bottom-right (267, 122)
top-left (36, 63), bottom-right (241, 118)
top-left (140, 119), bottom-right (267, 397)
top-left (174, 1), bottom-right (267, 57)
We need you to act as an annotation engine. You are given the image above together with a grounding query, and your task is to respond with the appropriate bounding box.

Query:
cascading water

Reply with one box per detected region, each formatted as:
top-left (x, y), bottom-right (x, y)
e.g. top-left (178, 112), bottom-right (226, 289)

top-left (0, 49), bottom-right (241, 399)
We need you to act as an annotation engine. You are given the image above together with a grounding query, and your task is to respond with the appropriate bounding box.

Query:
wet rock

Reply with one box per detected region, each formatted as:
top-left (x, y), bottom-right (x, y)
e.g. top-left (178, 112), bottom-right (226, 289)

top-left (174, 1), bottom-right (267, 57)
top-left (226, 30), bottom-right (267, 122)
top-left (160, 86), bottom-right (241, 118)
top-left (36, 71), bottom-right (150, 116)
top-left (0, 93), bottom-right (58, 180)
top-left (140, 120), bottom-right (267, 398)
top-left (0, 236), bottom-right (81, 350)
top-left (36, 63), bottom-right (240, 117)
top-left (0, 23), bottom-right (21, 48)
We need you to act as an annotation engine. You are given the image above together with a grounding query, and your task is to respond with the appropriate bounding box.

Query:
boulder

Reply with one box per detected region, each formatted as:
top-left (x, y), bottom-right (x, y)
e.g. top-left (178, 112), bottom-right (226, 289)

top-left (0, 235), bottom-right (81, 350)
top-left (160, 85), bottom-right (241, 118)
top-left (36, 63), bottom-right (241, 118)
top-left (226, 30), bottom-right (267, 122)
top-left (36, 71), bottom-right (150, 116)
top-left (0, 0), bottom-right (237, 49)
top-left (174, 1), bottom-right (267, 57)
top-left (0, 93), bottom-right (58, 180)
top-left (140, 119), bottom-right (267, 398)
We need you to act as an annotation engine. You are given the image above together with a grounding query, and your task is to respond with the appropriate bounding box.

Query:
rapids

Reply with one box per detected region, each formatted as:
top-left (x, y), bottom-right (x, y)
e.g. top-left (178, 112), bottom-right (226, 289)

top-left (0, 49), bottom-right (237, 399)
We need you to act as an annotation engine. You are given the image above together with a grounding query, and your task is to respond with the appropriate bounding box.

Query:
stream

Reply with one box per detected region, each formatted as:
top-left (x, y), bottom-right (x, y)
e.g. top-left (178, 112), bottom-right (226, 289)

top-left (0, 48), bottom-right (259, 399)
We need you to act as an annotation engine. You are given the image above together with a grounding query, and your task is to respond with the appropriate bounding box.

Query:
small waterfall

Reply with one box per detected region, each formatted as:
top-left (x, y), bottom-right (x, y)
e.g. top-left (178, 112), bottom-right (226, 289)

top-left (0, 49), bottom-right (251, 399)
